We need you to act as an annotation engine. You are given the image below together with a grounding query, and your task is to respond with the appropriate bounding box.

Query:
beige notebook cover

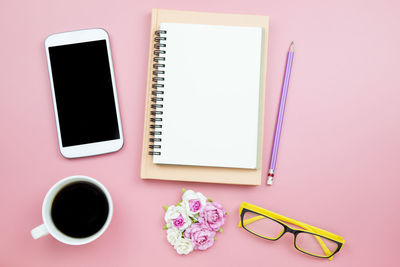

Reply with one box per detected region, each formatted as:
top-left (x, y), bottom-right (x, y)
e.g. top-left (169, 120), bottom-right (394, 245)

top-left (140, 9), bottom-right (269, 185)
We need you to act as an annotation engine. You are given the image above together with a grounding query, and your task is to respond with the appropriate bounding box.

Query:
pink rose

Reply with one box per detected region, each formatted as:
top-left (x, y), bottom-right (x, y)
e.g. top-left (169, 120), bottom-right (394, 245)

top-left (184, 223), bottom-right (216, 250)
top-left (198, 202), bottom-right (226, 231)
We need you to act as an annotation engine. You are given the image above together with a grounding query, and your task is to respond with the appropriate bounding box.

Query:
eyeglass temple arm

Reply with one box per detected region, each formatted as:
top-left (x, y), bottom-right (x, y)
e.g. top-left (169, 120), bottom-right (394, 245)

top-left (241, 216), bottom-right (333, 260)
top-left (240, 215), bottom-right (264, 227)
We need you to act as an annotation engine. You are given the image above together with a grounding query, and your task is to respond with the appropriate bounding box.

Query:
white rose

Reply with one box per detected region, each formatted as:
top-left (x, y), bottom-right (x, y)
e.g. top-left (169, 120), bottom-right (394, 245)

top-left (182, 190), bottom-right (207, 216)
top-left (166, 228), bottom-right (181, 246)
top-left (164, 205), bottom-right (191, 230)
top-left (174, 237), bottom-right (194, 255)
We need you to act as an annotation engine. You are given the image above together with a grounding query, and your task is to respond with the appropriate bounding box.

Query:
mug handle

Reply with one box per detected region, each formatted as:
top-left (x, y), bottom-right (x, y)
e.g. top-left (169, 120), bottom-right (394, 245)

top-left (31, 224), bottom-right (49, 239)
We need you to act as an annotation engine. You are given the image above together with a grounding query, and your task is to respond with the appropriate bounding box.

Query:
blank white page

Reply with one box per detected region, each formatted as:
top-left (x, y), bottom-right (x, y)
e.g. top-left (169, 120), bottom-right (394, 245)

top-left (152, 23), bottom-right (263, 169)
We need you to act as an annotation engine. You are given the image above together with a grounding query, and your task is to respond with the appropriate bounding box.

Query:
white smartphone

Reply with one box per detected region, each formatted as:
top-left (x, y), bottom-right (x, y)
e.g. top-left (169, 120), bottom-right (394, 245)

top-left (45, 28), bottom-right (123, 158)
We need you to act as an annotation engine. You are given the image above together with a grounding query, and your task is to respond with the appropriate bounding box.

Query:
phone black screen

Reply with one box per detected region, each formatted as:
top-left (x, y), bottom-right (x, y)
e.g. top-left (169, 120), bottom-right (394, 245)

top-left (49, 40), bottom-right (120, 147)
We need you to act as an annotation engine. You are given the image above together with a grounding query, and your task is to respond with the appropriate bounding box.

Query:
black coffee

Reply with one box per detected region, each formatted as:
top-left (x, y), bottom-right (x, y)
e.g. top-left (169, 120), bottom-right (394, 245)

top-left (51, 181), bottom-right (109, 238)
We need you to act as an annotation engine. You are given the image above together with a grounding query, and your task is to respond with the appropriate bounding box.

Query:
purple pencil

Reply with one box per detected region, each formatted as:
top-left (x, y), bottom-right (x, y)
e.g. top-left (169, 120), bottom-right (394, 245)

top-left (267, 42), bottom-right (294, 185)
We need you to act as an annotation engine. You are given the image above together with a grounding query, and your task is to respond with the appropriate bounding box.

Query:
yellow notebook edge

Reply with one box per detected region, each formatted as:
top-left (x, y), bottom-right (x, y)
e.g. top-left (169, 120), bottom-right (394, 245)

top-left (140, 8), bottom-right (269, 185)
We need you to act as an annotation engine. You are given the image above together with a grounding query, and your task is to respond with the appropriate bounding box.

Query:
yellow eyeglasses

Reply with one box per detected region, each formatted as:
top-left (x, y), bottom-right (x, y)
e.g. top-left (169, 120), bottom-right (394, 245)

top-left (238, 202), bottom-right (345, 260)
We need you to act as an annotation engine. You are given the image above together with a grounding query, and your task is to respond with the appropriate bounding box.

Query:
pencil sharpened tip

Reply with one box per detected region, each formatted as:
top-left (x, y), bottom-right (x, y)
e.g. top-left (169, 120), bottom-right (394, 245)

top-left (290, 42), bottom-right (294, 52)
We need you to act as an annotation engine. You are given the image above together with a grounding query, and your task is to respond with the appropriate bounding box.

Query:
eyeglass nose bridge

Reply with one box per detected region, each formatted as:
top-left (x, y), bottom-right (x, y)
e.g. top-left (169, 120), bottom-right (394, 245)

top-left (284, 226), bottom-right (297, 235)
top-left (280, 226), bottom-right (303, 240)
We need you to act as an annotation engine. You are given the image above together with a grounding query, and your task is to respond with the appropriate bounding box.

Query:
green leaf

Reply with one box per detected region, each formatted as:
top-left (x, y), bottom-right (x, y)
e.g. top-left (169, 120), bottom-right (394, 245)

top-left (162, 224), bottom-right (167, 229)
top-left (182, 188), bottom-right (187, 193)
top-left (207, 198), bottom-right (213, 202)
top-left (225, 212), bottom-right (229, 215)
top-left (163, 205), bottom-right (169, 211)
top-left (219, 228), bottom-right (223, 233)
top-left (214, 236), bottom-right (217, 240)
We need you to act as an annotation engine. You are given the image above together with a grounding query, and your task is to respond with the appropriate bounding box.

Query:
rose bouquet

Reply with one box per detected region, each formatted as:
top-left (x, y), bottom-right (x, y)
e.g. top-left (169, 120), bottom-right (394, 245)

top-left (163, 189), bottom-right (227, 255)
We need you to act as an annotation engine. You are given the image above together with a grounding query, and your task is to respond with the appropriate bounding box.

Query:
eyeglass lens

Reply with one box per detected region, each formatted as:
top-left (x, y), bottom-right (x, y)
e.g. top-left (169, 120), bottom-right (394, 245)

top-left (242, 211), bottom-right (284, 239)
top-left (295, 232), bottom-right (338, 257)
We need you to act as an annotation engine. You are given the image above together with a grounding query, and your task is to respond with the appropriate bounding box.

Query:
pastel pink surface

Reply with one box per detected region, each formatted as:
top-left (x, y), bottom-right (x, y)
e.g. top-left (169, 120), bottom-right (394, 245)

top-left (0, 0), bottom-right (399, 266)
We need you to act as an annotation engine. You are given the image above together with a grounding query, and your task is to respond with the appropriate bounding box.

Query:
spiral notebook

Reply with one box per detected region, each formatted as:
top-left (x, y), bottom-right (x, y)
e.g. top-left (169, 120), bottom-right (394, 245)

top-left (141, 9), bottom-right (269, 184)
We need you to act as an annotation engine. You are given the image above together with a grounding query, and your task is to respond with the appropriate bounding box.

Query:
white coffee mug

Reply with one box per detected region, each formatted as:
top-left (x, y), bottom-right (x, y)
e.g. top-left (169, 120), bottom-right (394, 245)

top-left (31, 175), bottom-right (113, 245)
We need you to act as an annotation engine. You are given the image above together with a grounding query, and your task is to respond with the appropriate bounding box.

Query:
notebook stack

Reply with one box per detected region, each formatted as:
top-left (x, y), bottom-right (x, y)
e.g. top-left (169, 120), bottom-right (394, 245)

top-left (141, 9), bottom-right (269, 185)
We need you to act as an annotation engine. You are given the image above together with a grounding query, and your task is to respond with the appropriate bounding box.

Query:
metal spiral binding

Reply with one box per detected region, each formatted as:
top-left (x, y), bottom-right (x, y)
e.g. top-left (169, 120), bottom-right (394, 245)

top-left (149, 30), bottom-right (167, 156)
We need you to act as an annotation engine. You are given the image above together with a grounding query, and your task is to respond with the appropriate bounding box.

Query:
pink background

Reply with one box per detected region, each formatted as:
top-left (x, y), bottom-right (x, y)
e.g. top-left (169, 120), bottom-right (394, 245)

top-left (1, 0), bottom-right (399, 266)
